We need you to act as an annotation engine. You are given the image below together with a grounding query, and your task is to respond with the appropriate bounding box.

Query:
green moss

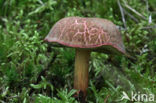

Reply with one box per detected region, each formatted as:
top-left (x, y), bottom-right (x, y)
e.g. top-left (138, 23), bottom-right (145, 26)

top-left (0, 0), bottom-right (155, 103)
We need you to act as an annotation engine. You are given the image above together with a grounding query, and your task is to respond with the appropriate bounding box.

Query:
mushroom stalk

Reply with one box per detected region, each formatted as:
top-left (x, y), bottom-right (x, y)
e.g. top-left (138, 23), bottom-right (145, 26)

top-left (74, 49), bottom-right (90, 99)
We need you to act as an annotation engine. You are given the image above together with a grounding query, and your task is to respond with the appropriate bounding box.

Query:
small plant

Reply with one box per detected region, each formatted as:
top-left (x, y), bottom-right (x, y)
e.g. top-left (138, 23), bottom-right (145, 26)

top-left (35, 89), bottom-right (77, 103)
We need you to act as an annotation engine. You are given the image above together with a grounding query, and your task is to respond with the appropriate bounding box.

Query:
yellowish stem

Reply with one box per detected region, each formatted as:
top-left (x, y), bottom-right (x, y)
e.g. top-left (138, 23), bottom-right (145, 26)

top-left (74, 49), bottom-right (90, 98)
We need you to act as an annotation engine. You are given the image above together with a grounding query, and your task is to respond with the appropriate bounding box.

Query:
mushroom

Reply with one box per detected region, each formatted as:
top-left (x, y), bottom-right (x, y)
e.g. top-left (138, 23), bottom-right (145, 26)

top-left (44, 17), bottom-right (126, 100)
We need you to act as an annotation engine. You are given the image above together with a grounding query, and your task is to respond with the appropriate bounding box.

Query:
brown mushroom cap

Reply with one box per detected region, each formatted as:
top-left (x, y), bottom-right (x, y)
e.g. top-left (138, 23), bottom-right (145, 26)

top-left (44, 17), bottom-right (126, 54)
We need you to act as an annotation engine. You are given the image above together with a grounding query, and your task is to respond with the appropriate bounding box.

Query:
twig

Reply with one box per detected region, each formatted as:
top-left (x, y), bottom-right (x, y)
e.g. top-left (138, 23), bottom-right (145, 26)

top-left (145, 0), bottom-right (149, 13)
top-left (116, 25), bottom-right (126, 31)
top-left (29, 51), bottom-right (57, 95)
top-left (142, 25), bottom-right (156, 29)
top-left (123, 8), bottom-right (139, 23)
top-left (117, 0), bottom-right (127, 29)
top-left (122, 0), bottom-right (146, 20)
top-left (151, 11), bottom-right (156, 14)
top-left (0, 100), bottom-right (6, 103)
top-left (104, 94), bottom-right (110, 103)
top-left (117, 25), bottom-right (156, 31)
top-left (36, 53), bottom-right (57, 84)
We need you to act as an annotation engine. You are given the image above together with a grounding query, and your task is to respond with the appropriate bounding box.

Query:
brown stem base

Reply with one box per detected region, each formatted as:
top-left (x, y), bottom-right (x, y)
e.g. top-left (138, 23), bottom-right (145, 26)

top-left (74, 49), bottom-right (90, 100)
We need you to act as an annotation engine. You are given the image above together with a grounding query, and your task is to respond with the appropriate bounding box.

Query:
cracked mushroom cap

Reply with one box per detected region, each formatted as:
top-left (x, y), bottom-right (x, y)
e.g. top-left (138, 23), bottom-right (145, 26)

top-left (44, 17), bottom-right (126, 55)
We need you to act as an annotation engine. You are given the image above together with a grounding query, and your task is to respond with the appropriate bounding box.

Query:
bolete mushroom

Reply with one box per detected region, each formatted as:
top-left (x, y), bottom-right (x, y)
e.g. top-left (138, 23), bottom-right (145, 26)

top-left (44, 17), bottom-right (126, 100)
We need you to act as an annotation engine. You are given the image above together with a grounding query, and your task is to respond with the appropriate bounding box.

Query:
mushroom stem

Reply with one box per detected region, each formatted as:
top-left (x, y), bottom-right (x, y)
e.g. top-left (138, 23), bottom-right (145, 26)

top-left (74, 48), bottom-right (90, 99)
